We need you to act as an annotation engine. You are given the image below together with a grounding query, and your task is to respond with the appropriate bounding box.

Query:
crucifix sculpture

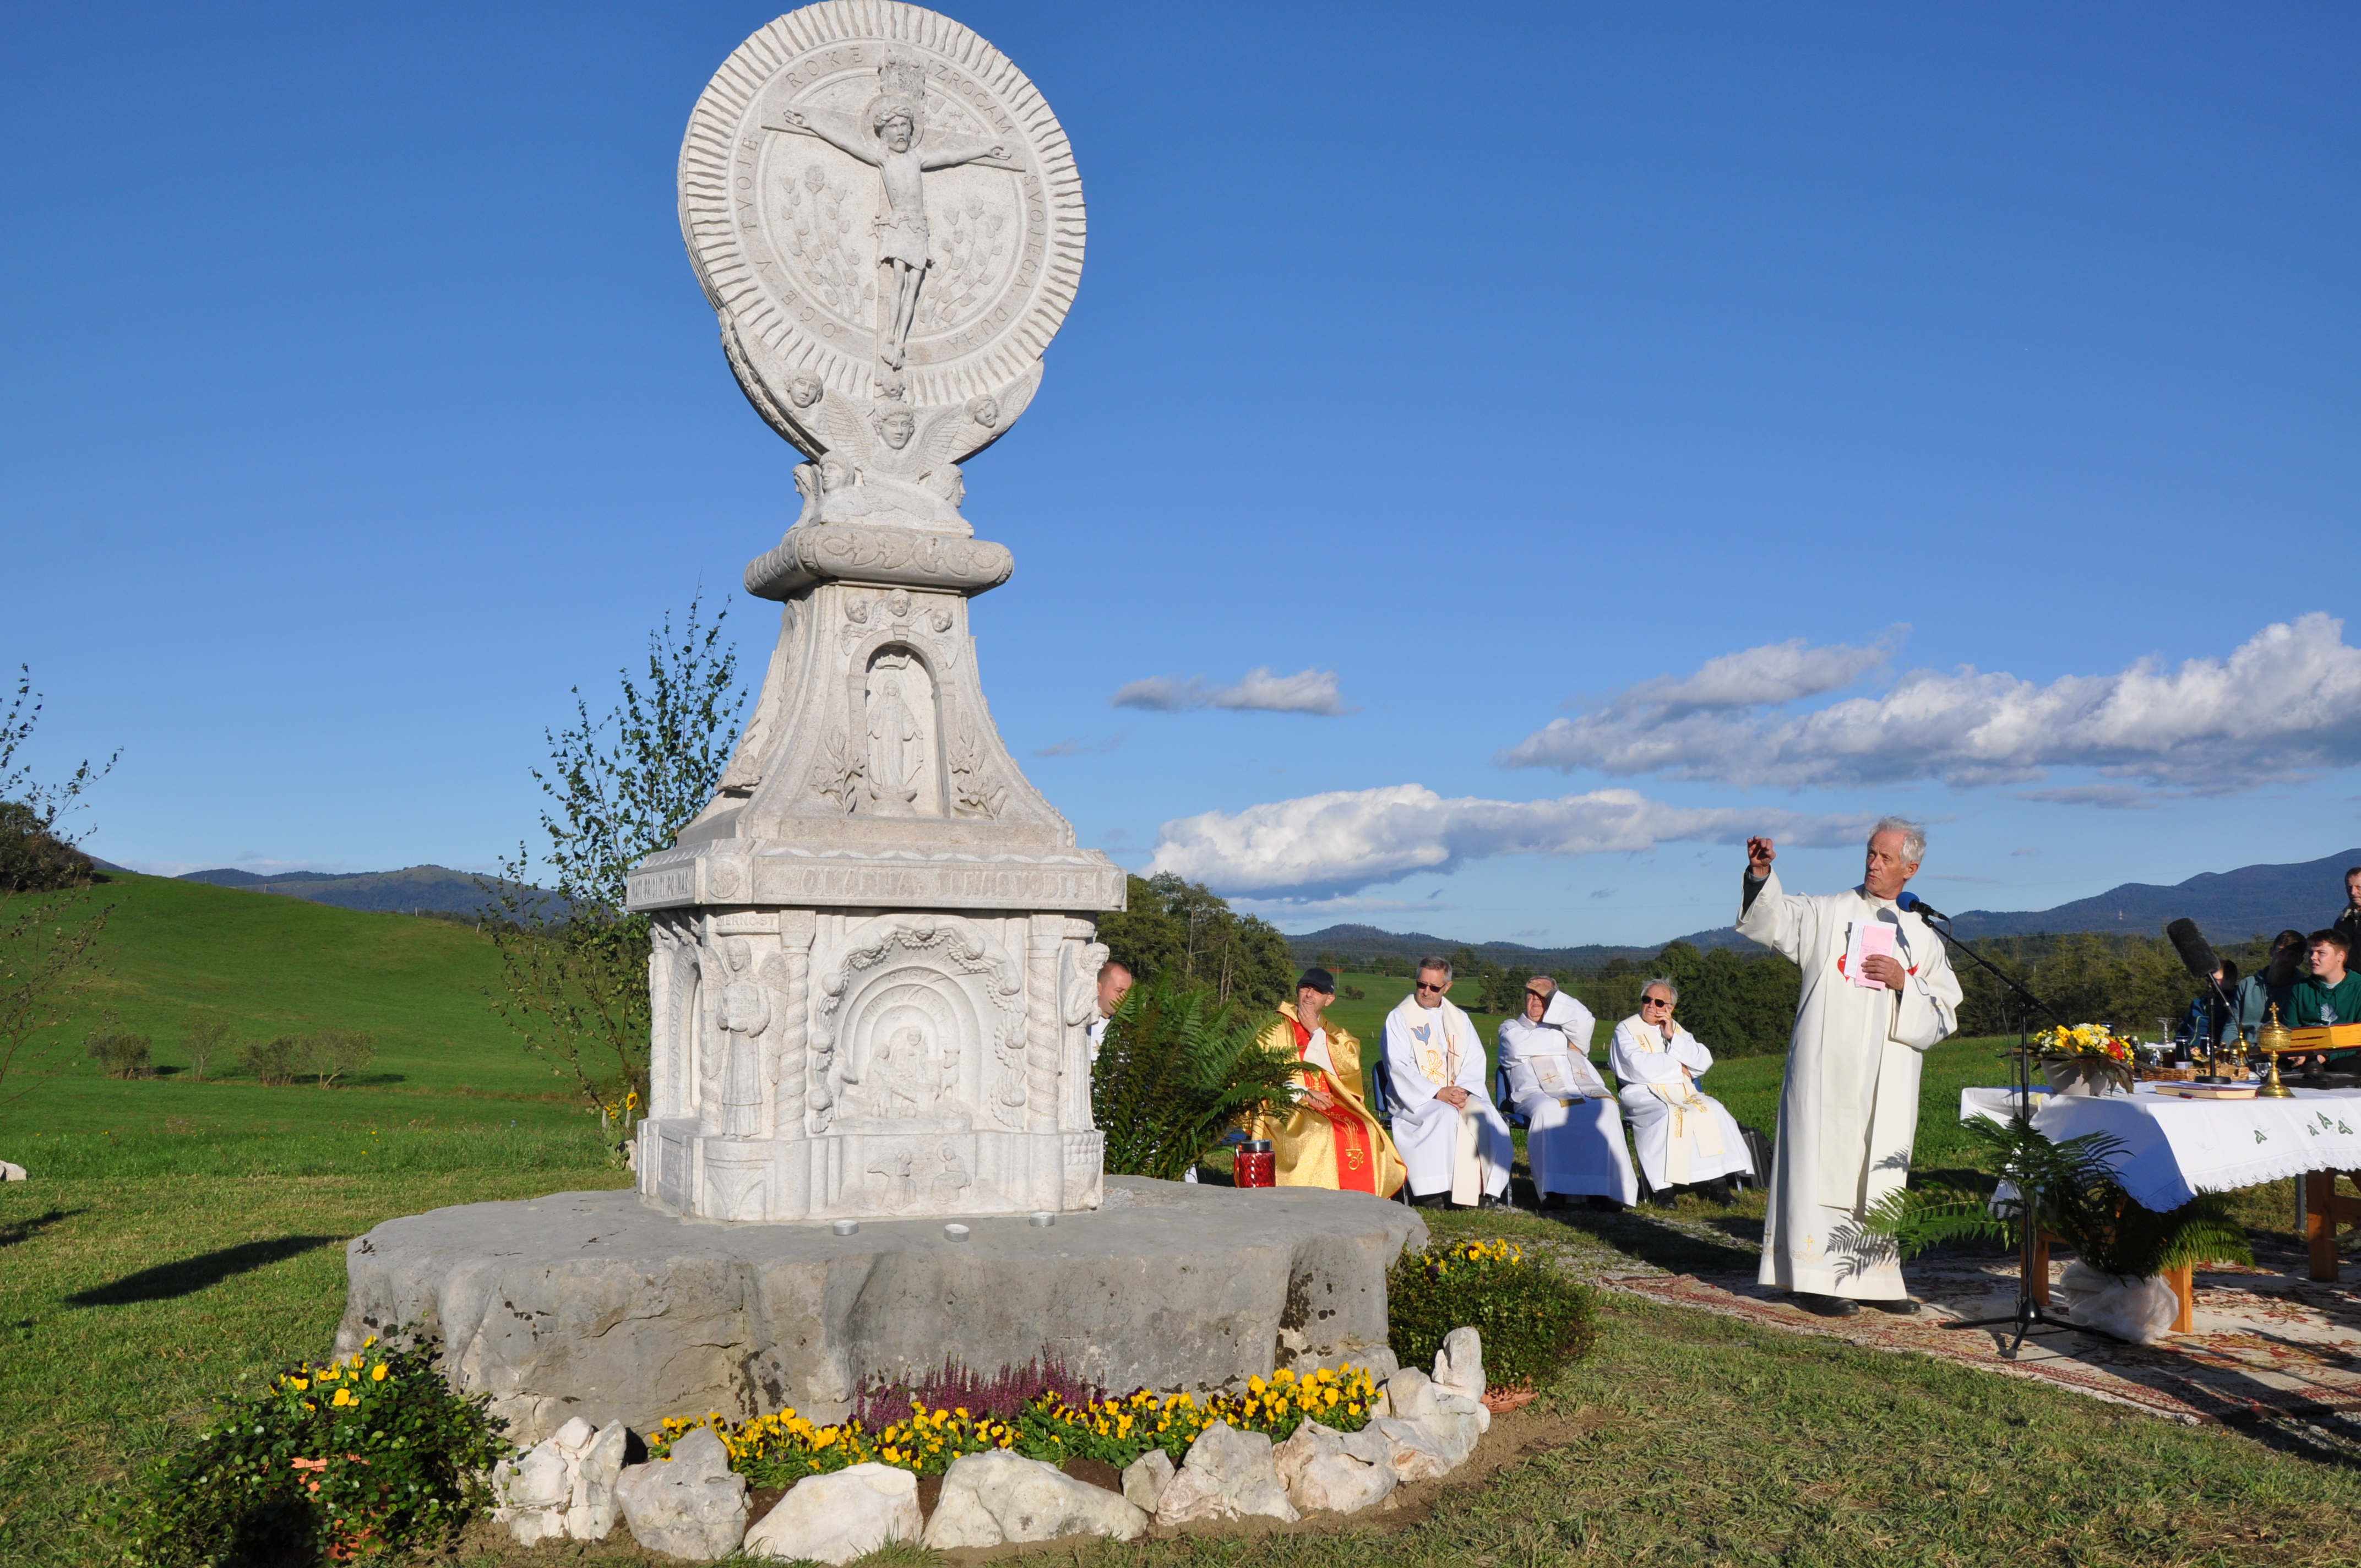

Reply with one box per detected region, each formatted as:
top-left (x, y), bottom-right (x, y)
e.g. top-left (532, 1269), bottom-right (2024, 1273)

top-left (766, 49), bottom-right (1020, 392)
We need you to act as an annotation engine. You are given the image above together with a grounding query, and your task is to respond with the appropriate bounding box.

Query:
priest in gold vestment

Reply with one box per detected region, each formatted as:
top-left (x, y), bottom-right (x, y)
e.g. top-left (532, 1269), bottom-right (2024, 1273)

top-left (1245, 968), bottom-right (1407, 1197)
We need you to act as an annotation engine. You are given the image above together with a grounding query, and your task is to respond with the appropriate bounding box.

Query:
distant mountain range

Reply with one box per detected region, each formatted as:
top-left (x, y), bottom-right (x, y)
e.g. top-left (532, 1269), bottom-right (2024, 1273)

top-left (1944, 847), bottom-right (2361, 941)
top-left (1285, 847), bottom-right (2361, 971)
top-left (166, 864), bottom-right (561, 919)
top-left (1282, 922), bottom-right (1756, 973)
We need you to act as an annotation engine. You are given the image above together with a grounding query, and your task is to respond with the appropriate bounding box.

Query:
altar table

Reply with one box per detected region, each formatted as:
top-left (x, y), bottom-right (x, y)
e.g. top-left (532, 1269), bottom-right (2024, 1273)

top-left (1960, 1084), bottom-right (2361, 1329)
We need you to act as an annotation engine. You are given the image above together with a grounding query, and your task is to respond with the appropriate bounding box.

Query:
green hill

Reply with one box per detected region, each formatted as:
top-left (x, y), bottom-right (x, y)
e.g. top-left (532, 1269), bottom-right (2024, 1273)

top-left (4, 873), bottom-right (595, 1154)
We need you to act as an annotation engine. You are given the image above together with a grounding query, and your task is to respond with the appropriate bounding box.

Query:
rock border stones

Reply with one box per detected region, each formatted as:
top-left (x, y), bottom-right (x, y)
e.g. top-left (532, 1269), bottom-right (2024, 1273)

top-left (487, 1328), bottom-right (1499, 1560)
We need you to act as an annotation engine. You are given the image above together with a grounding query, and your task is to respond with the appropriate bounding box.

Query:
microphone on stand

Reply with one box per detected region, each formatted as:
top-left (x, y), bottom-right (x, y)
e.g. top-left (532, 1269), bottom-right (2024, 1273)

top-left (2166, 917), bottom-right (2235, 1063)
top-left (2164, 918), bottom-right (2221, 982)
top-left (1896, 891), bottom-right (1950, 922)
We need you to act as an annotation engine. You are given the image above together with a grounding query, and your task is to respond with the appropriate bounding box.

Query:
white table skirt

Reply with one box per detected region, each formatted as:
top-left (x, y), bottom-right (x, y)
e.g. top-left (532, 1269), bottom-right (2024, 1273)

top-left (1961, 1083), bottom-right (2361, 1212)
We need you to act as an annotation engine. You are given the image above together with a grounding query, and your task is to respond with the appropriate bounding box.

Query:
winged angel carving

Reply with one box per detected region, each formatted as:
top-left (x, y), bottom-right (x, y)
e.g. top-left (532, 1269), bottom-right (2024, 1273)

top-left (725, 317), bottom-right (1038, 533)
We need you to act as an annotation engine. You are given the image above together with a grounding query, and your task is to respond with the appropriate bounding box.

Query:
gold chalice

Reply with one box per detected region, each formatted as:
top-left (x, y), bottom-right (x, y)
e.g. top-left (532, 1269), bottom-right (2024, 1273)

top-left (2257, 1004), bottom-right (2296, 1099)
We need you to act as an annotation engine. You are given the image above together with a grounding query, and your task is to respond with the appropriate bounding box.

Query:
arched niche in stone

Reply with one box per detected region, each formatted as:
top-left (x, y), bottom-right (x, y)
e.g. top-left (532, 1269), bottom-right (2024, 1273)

top-left (813, 914), bottom-right (1026, 1133)
top-left (857, 642), bottom-right (943, 817)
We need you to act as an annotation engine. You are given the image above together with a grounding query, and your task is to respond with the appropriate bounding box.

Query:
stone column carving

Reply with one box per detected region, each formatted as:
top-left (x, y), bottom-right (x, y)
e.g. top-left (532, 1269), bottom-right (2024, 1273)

top-left (1025, 916), bottom-right (1063, 1131)
top-left (695, 925), bottom-right (726, 1136)
top-left (767, 911), bottom-right (816, 1139)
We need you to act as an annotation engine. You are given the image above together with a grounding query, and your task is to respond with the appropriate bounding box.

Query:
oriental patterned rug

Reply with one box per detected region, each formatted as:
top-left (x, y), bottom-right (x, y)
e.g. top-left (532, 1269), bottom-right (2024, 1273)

top-left (1597, 1244), bottom-right (2361, 1424)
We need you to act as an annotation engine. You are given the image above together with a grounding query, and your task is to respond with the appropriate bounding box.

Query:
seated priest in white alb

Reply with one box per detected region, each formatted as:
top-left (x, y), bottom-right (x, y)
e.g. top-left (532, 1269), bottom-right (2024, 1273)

top-left (1497, 976), bottom-right (1636, 1210)
top-left (1610, 978), bottom-right (1755, 1203)
top-left (1383, 957), bottom-right (1513, 1208)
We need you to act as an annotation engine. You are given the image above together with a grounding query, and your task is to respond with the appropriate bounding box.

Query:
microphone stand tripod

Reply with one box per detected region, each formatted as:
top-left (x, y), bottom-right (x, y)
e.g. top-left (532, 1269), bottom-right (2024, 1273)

top-left (1919, 915), bottom-right (2080, 1358)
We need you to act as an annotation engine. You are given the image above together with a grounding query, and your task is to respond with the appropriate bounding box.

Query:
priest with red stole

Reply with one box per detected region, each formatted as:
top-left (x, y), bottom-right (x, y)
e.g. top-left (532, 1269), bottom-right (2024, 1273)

top-left (1247, 969), bottom-right (1407, 1197)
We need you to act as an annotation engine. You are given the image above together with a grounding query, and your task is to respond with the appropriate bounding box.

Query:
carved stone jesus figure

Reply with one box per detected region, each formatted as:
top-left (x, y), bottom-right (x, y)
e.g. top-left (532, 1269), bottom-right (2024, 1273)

top-left (769, 50), bottom-right (1013, 381)
top-left (867, 673), bottom-right (924, 811)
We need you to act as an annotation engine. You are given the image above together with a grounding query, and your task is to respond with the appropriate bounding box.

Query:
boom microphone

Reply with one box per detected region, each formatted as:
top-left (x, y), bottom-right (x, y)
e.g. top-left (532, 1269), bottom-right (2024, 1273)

top-left (2165, 917), bottom-right (2221, 982)
top-left (1896, 891), bottom-right (1950, 922)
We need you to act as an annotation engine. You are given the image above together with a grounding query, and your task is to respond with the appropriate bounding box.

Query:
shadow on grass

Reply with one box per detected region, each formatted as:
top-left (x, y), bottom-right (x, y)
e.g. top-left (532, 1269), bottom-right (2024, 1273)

top-left (0, 1208), bottom-right (83, 1249)
top-left (69, 1235), bottom-right (340, 1306)
top-left (1546, 1207), bottom-right (1761, 1275)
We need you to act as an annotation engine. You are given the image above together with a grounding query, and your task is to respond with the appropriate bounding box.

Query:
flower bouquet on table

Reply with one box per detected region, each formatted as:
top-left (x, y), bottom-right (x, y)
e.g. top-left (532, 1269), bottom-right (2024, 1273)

top-left (2036, 1023), bottom-right (2135, 1096)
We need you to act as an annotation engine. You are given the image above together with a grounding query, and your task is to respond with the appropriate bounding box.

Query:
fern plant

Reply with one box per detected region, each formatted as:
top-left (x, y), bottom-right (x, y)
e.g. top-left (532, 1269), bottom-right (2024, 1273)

top-left (1090, 977), bottom-right (1299, 1180)
top-left (1856, 1112), bottom-right (2251, 1280)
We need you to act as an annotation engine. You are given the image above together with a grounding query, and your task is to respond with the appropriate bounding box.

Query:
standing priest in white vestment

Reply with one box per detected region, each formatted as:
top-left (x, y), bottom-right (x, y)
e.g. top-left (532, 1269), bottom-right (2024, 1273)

top-left (1609, 978), bottom-right (1755, 1203)
top-left (1384, 957), bottom-right (1512, 1208)
top-left (1498, 976), bottom-right (1635, 1209)
top-left (1737, 818), bottom-right (1960, 1318)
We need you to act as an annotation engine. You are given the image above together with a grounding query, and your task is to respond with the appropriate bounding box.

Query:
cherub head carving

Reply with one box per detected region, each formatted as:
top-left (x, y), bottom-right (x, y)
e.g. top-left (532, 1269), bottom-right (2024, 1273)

top-left (784, 374), bottom-right (823, 409)
top-left (965, 395), bottom-right (1000, 429)
top-left (724, 937), bottom-right (752, 973)
top-left (874, 407), bottom-right (917, 450)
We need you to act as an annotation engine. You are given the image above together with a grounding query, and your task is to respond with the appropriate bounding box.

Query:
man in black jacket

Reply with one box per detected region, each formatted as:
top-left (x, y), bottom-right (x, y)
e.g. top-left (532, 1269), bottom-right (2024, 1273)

top-left (2335, 868), bottom-right (2361, 963)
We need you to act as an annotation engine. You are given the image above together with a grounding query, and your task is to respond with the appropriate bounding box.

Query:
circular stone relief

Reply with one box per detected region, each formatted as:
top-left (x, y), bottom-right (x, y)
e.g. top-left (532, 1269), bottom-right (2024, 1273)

top-left (679, 2), bottom-right (1085, 411)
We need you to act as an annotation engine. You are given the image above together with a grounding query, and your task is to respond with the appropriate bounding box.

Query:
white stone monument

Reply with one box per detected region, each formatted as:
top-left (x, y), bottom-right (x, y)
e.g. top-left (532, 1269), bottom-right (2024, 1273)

top-left (625, 1), bottom-right (1119, 1223)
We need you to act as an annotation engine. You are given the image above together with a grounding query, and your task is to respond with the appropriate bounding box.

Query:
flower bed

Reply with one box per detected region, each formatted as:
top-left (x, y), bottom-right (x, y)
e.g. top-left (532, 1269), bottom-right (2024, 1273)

top-left (651, 1364), bottom-right (1381, 1489)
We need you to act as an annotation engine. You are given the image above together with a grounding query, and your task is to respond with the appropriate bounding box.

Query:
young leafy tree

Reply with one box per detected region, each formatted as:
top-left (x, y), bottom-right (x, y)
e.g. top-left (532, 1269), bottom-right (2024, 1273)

top-left (0, 666), bottom-right (116, 1131)
top-left (484, 595), bottom-right (745, 1120)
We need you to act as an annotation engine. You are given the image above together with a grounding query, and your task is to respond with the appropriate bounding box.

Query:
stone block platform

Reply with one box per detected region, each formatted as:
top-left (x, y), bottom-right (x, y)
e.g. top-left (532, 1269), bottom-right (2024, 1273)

top-left (336, 1177), bottom-right (1424, 1445)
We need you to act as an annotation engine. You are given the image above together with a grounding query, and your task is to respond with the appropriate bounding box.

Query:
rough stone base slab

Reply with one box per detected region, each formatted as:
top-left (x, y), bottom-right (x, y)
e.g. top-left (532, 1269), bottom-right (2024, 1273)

top-left (335, 1176), bottom-right (1424, 1445)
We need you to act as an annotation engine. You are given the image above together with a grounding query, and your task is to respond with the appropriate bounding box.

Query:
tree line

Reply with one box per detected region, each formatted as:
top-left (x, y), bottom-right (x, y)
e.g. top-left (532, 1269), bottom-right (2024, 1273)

top-left (1316, 927), bottom-right (2271, 1056)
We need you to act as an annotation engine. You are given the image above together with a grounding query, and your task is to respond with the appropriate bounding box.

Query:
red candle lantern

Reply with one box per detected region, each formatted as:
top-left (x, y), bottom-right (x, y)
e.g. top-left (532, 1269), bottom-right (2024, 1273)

top-left (1234, 1139), bottom-right (1276, 1188)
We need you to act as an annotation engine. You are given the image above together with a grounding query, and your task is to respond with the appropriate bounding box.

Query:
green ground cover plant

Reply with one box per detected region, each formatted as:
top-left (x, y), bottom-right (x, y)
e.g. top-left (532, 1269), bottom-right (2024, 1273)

top-left (1388, 1236), bottom-right (1597, 1387)
top-left (113, 1333), bottom-right (509, 1566)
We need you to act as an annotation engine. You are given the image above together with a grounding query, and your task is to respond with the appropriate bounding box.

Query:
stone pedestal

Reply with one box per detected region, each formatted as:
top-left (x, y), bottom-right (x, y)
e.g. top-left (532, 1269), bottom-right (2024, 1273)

top-left (624, 3), bottom-right (1121, 1224)
top-left (335, 1178), bottom-right (1426, 1445)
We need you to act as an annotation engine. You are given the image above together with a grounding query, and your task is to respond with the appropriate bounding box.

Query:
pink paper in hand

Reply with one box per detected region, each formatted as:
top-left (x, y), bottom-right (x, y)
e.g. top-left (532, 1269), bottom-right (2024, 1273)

top-left (1847, 921), bottom-right (1898, 989)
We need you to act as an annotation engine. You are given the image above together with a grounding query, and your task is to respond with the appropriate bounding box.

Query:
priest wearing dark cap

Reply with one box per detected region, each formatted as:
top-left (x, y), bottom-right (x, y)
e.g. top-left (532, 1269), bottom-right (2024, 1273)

top-left (1245, 969), bottom-right (1407, 1197)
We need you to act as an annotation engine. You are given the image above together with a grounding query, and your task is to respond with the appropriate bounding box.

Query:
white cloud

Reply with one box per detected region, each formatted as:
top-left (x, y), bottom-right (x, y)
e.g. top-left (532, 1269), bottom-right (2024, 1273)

top-left (2015, 784), bottom-right (2161, 810)
top-left (1111, 666), bottom-right (1349, 716)
top-left (1145, 783), bottom-right (1875, 897)
top-left (1499, 614), bottom-right (2361, 791)
top-left (1609, 629), bottom-right (1901, 716)
top-left (1034, 734), bottom-right (1126, 757)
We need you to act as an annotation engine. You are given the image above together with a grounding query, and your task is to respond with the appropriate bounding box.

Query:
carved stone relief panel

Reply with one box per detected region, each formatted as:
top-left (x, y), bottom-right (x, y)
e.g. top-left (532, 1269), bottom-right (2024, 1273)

top-left (811, 913), bottom-right (1025, 1134)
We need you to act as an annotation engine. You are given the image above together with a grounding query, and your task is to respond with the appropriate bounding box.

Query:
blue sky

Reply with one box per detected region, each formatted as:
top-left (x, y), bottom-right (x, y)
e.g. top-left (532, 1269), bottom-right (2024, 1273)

top-left (3, 3), bottom-right (2356, 946)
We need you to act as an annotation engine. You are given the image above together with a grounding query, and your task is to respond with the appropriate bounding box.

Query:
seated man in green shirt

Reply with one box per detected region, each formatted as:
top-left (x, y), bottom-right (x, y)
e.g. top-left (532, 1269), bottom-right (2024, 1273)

top-left (2291, 931), bottom-right (2361, 1074)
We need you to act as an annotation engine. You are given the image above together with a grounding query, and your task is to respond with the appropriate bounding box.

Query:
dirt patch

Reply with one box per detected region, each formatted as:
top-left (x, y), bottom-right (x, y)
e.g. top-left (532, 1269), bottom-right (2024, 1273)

top-left (746, 1483), bottom-right (786, 1530)
top-left (1060, 1455), bottom-right (1124, 1493)
top-left (917, 1468), bottom-right (943, 1520)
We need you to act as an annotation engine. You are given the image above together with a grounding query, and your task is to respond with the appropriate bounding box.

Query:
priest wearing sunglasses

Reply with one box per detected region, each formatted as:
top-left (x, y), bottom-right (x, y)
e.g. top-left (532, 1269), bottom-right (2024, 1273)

top-left (1383, 957), bottom-right (1513, 1208)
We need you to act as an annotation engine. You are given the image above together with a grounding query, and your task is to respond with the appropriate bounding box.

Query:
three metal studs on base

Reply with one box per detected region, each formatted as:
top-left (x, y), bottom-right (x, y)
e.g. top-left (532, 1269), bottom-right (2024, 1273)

top-left (829, 1212), bottom-right (1058, 1240)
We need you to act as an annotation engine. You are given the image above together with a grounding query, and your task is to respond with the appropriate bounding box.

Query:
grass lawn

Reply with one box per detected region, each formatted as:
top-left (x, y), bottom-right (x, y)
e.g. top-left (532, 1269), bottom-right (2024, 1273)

top-left (2, 935), bottom-right (2353, 1562)
top-left (9, 872), bottom-right (557, 1102)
